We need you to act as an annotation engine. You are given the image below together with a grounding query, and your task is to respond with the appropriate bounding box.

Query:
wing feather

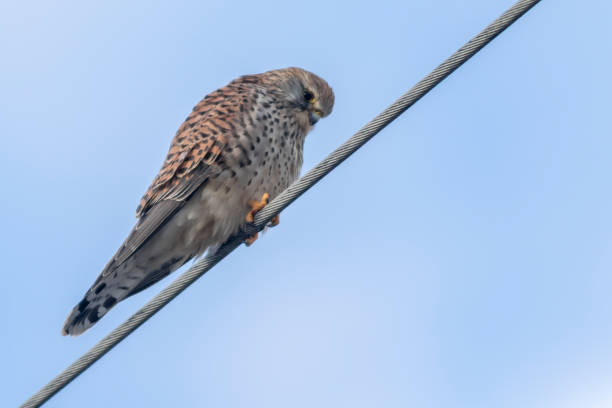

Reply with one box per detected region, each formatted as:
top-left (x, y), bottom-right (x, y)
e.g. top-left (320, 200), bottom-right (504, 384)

top-left (102, 168), bottom-right (209, 276)
top-left (102, 77), bottom-right (259, 276)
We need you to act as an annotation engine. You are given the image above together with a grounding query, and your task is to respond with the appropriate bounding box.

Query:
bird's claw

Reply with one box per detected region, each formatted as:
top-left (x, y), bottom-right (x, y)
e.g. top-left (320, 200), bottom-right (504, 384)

top-left (244, 193), bottom-right (273, 246)
top-left (244, 232), bottom-right (258, 246)
top-left (245, 193), bottom-right (269, 223)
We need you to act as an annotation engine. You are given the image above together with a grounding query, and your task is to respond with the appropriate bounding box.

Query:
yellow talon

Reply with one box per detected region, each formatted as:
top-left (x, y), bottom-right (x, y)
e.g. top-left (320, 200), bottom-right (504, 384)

top-left (246, 193), bottom-right (269, 223)
top-left (244, 192), bottom-right (271, 245)
top-left (244, 233), bottom-right (259, 246)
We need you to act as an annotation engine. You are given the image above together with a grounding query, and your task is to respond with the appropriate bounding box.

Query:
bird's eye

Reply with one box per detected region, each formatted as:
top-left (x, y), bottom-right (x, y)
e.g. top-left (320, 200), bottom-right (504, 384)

top-left (303, 90), bottom-right (314, 102)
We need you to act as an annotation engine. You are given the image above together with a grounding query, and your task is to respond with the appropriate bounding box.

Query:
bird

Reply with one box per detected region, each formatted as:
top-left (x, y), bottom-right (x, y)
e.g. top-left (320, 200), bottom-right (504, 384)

top-left (62, 67), bottom-right (334, 336)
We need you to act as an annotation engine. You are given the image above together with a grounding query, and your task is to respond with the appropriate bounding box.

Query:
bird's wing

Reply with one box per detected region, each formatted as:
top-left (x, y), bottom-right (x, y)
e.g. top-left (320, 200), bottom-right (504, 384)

top-left (102, 169), bottom-right (209, 275)
top-left (101, 84), bottom-right (252, 276)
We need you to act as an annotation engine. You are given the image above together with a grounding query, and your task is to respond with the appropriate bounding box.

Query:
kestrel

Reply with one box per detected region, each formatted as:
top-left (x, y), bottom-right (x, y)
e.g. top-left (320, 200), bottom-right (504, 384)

top-left (62, 67), bottom-right (334, 336)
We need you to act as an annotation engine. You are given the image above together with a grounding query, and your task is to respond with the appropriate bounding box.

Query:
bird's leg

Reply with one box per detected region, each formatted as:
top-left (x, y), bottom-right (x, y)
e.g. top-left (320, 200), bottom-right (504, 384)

top-left (244, 193), bottom-right (270, 246)
top-left (269, 214), bottom-right (280, 227)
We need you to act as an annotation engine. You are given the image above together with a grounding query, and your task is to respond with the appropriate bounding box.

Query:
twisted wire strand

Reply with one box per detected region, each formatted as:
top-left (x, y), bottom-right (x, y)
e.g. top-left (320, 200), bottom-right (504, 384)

top-left (21, 1), bottom-right (541, 406)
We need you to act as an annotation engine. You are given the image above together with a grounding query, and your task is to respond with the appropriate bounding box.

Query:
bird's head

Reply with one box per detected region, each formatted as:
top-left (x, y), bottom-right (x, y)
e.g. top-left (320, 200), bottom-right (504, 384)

top-left (263, 67), bottom-right (335, 127)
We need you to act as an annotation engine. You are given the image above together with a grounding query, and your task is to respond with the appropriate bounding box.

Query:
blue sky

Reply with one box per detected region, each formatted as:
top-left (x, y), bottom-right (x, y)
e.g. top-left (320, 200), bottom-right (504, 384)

top-left (3, 0), bottom-right (612, 407)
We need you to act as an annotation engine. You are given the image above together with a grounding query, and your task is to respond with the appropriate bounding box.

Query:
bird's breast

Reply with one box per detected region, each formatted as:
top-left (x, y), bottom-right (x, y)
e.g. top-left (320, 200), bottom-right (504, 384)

top-left (176, 100), bottom-right (306, 254)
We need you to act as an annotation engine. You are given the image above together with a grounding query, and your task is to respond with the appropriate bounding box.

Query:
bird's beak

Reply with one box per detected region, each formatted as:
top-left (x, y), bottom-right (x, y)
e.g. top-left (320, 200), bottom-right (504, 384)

top-left (309, 108), bottom-right (323, 125)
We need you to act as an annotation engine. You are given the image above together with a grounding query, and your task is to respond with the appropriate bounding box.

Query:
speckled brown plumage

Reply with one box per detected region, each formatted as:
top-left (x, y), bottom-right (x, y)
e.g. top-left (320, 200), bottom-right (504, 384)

top-left (62, 67), bottom-right (334, 336)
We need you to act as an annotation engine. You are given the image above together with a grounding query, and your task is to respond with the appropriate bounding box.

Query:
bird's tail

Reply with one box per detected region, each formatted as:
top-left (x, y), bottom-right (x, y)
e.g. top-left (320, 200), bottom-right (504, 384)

top-left (62, 254), bottom-right (188, 336)
top-left (61, 279), bottom-right (120, 337)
